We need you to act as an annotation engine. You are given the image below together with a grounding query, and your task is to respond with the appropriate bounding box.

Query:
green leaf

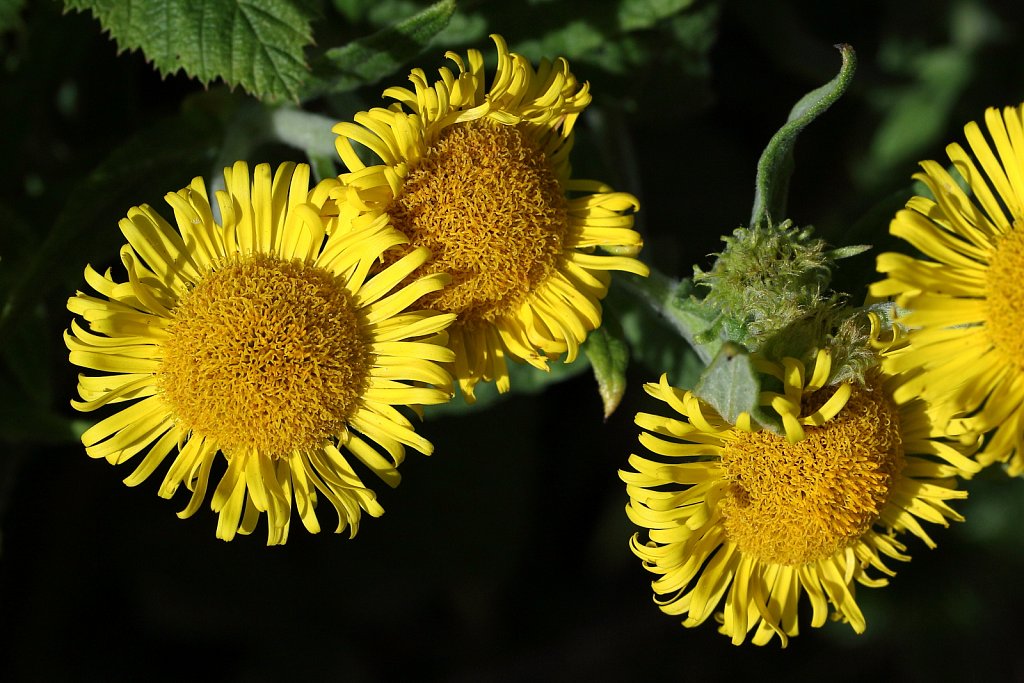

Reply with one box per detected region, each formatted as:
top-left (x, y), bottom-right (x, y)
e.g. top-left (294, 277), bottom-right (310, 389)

top-left (692, 342), bottom-right (757, 424)
top-left (0, 0), bottom-right (26, 35)
top-left (617, 0), bottom-right (695, 31)
top-left (851, 3), bottom-right (1004, 191)
top-left (583, 324), bottom-right (629, 419)
top-left (268, 107), bottom-right (338, 159)
top-left (0, 400), bottom-right (81, 444)
top-left (514, 20), bottom-right (606, 63)
top-left (0, 307), bottom-right (79, 444)
top-left (307, 153), bottom-right (339, 182)
top-left (692, 342), bottom-right (781, 434)
top-left (825, 243), bottom-right (872, 261)
top-left (424, 355), bottom-right (591, 418)
top-left (63, 0), bottom-right (315, 102)
top-left (574, 4), bottom-right (718, 118)
top-left (304, 0), bottom-right (455, 98)
top-left (616, 271), bottom-right (721, 366)
top-left (750, 43), bottom-right (857, 229)
top-left (867, 51), bottom-right (969, 171)
top-left (0, 107), bottom-right (221, 347)
top-left (607, 278), bottom-right (705, 390)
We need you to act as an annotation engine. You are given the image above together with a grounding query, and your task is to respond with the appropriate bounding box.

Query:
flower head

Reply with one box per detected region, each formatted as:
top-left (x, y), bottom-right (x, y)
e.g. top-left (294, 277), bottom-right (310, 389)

top-left (693, 221), bottom-right (875, 384)
top-left (66, 162), bottom-right (455, 544)
top-left (872, 104), bottom-right (1024, 474)
top-left (621, 350), bottom-right (978, 645)
top-left (331, 34), bottom-right (648, 401)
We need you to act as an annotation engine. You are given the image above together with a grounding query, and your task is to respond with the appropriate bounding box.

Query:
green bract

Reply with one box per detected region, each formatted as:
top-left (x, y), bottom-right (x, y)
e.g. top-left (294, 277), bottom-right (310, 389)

top-left (693, 221), bottom-right (873, 385)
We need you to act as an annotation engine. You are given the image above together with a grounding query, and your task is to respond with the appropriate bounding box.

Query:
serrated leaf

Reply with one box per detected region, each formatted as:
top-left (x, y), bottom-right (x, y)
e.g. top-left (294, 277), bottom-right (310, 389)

top-left (583, 324), bottom-right (629, 420)
top-left (305, 0), bottom-right (455, 98)
top-left (64, 0), bottom-right (314, 102)
top-left (750, 44), bottom-right (856, 229)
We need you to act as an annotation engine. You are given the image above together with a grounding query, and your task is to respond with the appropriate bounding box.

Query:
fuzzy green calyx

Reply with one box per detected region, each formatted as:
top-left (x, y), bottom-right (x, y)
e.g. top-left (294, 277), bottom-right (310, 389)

top-left (693, 220), bottom-right (873, 384)
top-left (695, 221), bottom-right (829, 339)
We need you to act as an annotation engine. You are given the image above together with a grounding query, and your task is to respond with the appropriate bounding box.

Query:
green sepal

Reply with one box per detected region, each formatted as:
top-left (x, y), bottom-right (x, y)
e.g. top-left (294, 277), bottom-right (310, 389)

top-left (750, 44), bottom-right (857, 229)
top-left (825, 244), bottom-right (872, 261)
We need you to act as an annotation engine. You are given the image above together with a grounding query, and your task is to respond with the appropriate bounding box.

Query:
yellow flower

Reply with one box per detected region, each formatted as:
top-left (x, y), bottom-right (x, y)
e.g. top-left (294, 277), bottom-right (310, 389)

top-left (872, 104), bottom-right (1024, 474)
top-left (331, 34), bottom-right (648, 401)
top-left (65, 162), bottom-right (456, 545)
top-left (621, 350), bottom-right (978, 646)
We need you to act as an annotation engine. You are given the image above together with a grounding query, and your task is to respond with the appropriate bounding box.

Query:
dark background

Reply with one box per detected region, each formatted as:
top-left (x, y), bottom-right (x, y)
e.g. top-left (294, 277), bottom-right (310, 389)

top-left (3, 0), bottom-right (1024, 680)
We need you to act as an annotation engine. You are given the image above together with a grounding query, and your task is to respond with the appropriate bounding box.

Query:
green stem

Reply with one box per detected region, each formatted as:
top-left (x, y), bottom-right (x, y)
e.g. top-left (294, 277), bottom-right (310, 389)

top-left (750, 44), bottom-right (857, 229)
top-left (619, 269), bottom-right (717, 365)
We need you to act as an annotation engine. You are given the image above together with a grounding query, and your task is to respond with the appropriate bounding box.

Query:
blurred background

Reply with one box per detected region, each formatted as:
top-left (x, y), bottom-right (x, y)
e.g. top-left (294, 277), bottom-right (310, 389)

top-left (3, 0), bottom-right (1024, 680)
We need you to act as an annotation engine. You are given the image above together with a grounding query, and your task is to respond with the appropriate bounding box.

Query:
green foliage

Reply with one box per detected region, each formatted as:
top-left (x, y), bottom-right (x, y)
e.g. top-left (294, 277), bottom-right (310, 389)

top-left (582, 324), bottom-right (629, 419)
top-left (616, 0), bottom-right (695, 31)
top-left (424, 354), bottom-right (592, 418)
top-left (689, 221), bottom-right (873, 383)
top-left (305, 0), bottom-right (456, 98)
top-left (574, 2), bottom-right (716, 116)
top-left (507, 0), bottom-right (702, 61)
top-left (60, 0), bottom-right (717, 114)
top-left (514, 19), bottom-right (605, 61)
top-left (63, 0), bottom-right (316, 102)
top-left (0, 105), bottom-right (223, 349)
top-left (426, 0), bottom-right (717, 118)
top-left (0, 0), bottom-right (25, 34)
top-left (606, 277), bottom-right (705, 389)
top-left (855, 1), bottom-right (1006, 191)
top-left (751, 44), bottom-right (856, 229)
top-left (692, 342), bottom-right (780, 433)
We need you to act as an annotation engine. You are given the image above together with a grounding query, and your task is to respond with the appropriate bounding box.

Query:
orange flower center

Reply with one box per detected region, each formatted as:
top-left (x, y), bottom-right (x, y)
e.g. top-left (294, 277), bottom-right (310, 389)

top-left (159, 255), bottom-right (370, 457)
top-left (719, 380), bottom-right (905, 566)
top-left (986, 222), bottom-right (1024, 367)
top-left (386, 118), bottom-right (568, 325)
